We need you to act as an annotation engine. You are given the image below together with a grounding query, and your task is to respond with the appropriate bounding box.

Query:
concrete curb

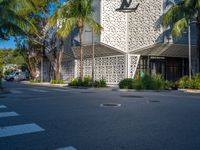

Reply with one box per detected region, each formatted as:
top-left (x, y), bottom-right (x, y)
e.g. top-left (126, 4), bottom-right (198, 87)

top-left (20, 81), bottom-right (68, 88)
top-left (113, 88), bottom-right (173, 92)
top-left (178, 89), bottom-right (200, 94)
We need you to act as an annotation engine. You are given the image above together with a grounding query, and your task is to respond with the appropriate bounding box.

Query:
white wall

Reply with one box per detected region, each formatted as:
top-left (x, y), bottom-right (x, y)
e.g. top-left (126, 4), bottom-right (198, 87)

top-left (100, 0), bottom-right (164, 53)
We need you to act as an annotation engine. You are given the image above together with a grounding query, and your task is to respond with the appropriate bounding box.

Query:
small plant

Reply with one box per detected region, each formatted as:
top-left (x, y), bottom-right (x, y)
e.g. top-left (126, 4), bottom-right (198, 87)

top-left (119, 74), bottom-right (166, 90)
top-left (50, 80), bottom-right (64, 84)
top-left (69, 78), bottom-right (79, 86)
top-left (119, 78), bottom-right (135, 89)
top-left (82, 76), bottom-right (92, 87)
top-left (94, 79), bottom-right (107, 88)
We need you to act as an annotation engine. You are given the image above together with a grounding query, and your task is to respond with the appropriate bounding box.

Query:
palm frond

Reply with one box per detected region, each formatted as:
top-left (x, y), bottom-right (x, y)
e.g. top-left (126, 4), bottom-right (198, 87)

top-left (163, 4), bottom-right (183, 27)
top-left (85, 16), bottom-right (103, 35)
top-left (57, 17), bottom-right (77, 37)
top-left (172, 18), bottom-right (188, 37)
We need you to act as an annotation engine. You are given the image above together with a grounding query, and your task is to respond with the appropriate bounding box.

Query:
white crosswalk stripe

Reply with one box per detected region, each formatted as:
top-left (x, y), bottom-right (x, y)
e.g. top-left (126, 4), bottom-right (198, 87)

top-left (55, 146), bottom-right (77, 150)
top-left (0, 105), bottom-right (45, 138)
top-left (0, 123), bottom-right (45, 138)
top-left (0, 112), bottom-right (19, 118)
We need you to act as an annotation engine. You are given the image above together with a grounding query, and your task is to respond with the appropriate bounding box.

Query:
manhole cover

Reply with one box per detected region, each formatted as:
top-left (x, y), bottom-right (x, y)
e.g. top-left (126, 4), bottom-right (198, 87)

top-left (81, 92), bottom-right (95, 94)
top-left (148, 100), bottom-right (160, 103)
top-left (100, 103), bottom-right (121, 107)
top-left (120, 95), bottom-right (143, 98)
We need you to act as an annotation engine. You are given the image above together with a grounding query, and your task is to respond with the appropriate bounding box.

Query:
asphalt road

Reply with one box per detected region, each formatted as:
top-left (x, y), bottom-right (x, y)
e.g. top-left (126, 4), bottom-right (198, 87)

top-left (0, 81), bottom-right (200, 150)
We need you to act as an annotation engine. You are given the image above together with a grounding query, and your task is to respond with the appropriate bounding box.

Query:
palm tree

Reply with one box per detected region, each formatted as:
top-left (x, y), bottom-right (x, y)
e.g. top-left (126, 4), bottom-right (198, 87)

top-left (163, 0), bottom-right (200, 71)
top-left (0, 0), bottom-right (36, 40)
top-left (49, 0), bottom-right (102, 80)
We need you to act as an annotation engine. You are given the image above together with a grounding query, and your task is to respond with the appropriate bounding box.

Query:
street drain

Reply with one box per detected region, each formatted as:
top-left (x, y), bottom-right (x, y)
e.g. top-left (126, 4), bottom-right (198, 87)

top-left (100, 103), bottom-right (121, 107)
top-left (120, 95), bottom-right (143, 98)
top-left (149, 100), bottom-right (160, 103)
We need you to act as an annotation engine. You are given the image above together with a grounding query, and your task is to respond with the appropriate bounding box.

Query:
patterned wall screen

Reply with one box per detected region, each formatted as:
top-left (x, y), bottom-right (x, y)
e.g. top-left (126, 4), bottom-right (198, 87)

top-left (62, 55), bottom-right (140, 84)
top-left (76, 55), bottom-right (126, 84)
top-left (62, 60), bottom-right (75, 81)
top-left (128, 54), bottom-right (140, 78)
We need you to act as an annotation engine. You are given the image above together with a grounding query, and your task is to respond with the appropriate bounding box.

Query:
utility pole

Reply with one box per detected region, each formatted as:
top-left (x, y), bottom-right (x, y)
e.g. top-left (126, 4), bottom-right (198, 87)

top-left (41, 46), bottom-right (44, 83)
top-left (188, 19), bottom-right (192, 80)
top-left (92, 28), bottom-right (95, 86)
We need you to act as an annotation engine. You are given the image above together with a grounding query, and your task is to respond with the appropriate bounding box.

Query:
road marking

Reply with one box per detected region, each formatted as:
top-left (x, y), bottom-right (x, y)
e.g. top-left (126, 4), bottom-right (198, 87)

top-left (28, 89), bottom-right (48, 93)
top-left (0, 123), bottom-right (45, 138)
top-left (0, 112), bottom-right (19, 118)
top-left (0, 105), bottom-right (7, 109)
top-left (55, 146), bottom-right (77, 150)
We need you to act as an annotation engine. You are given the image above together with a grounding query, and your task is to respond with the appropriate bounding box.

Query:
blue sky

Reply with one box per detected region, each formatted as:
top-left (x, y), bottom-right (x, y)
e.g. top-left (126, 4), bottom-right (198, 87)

top-left (0, 37), bottom-right (16, 49)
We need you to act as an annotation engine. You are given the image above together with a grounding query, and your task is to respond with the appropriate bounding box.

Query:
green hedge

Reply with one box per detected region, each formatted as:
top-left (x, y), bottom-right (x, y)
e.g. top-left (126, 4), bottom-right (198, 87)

top-left (50, 80), bottom-right (64, 84)
top-left (69, 76), bottom-right (107, 88)
top-left (178, 74), bottom-right (200, 89)
top-left (119, 74), bottom-right (177, 90)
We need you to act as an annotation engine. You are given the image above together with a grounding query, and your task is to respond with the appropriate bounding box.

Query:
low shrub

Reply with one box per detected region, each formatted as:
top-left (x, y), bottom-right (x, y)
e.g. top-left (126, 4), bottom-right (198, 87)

top-left (178, 76), bottom-right (190, 89)
top-left (50, 80), bottom-right (64, 84)
top-left (119, 78), bottom-right (135, 89)
top-left (151, 74), bottom-right (165, 90)
top-left (82, 76), bottom-right (93, 87)
top-left (194, 73), bottom-right (200, 89)
top-left (164, 80), bottom-right (178, 90)
top-left (119, 74), bottom-right (166, 90)
top-left (30, 80), bottom-right (41, 83)
top-left (69, 78), bottom-right (79, 86)
top-left (178, 74), bottom-right (200, 89)
top-left (69, 76), bottom-right (107, 88)
top-left (94, 79), bottom-right (107, 88)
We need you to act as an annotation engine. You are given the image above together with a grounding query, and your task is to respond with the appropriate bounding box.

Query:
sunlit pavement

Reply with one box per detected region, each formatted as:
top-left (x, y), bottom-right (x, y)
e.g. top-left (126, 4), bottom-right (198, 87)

top-left (0, 81), bottom-right (200, 150)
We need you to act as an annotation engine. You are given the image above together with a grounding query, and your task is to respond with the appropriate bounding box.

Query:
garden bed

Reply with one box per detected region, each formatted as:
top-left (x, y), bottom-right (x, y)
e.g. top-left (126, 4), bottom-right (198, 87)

top-left (69, 76), bottom-right (107, 88)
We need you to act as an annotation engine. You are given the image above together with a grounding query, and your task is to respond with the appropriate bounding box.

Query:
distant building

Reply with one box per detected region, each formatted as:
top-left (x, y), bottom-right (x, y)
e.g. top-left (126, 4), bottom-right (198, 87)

top-left (43, 0), bottom-right (199, 84)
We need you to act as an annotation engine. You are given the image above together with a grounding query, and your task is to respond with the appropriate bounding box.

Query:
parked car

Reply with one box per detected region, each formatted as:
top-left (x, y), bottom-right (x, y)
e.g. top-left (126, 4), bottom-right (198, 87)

top-left (5, 71), bottom-right (27, 81)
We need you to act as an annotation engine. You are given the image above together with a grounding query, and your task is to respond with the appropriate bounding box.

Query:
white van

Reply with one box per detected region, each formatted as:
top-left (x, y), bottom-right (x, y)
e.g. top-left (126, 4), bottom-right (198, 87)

top-left (5, 71), bottom-right (27, 81)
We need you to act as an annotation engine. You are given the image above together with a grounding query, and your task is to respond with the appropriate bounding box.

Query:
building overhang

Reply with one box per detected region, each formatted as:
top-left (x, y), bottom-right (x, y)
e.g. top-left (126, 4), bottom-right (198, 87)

top-left (131, 43), bottom-right (197, 58)
top-left (71, 43), bottom-right (124, 59)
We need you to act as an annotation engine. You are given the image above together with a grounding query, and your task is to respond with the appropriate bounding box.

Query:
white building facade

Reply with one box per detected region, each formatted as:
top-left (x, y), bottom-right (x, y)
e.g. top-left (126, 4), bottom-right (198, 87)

top-left (44, 0), bottom-right (198, 84)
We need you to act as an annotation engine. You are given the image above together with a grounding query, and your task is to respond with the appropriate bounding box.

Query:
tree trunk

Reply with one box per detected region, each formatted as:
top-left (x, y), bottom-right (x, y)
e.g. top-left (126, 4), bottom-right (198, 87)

top-left (52, 49), bottom-right (64, 81)
top-left (196, 16), bottom-right (200, 72)
top-left (57, 48), bottom-right (64, 80)
top-left (79, 27), bottom-right (84, 80)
